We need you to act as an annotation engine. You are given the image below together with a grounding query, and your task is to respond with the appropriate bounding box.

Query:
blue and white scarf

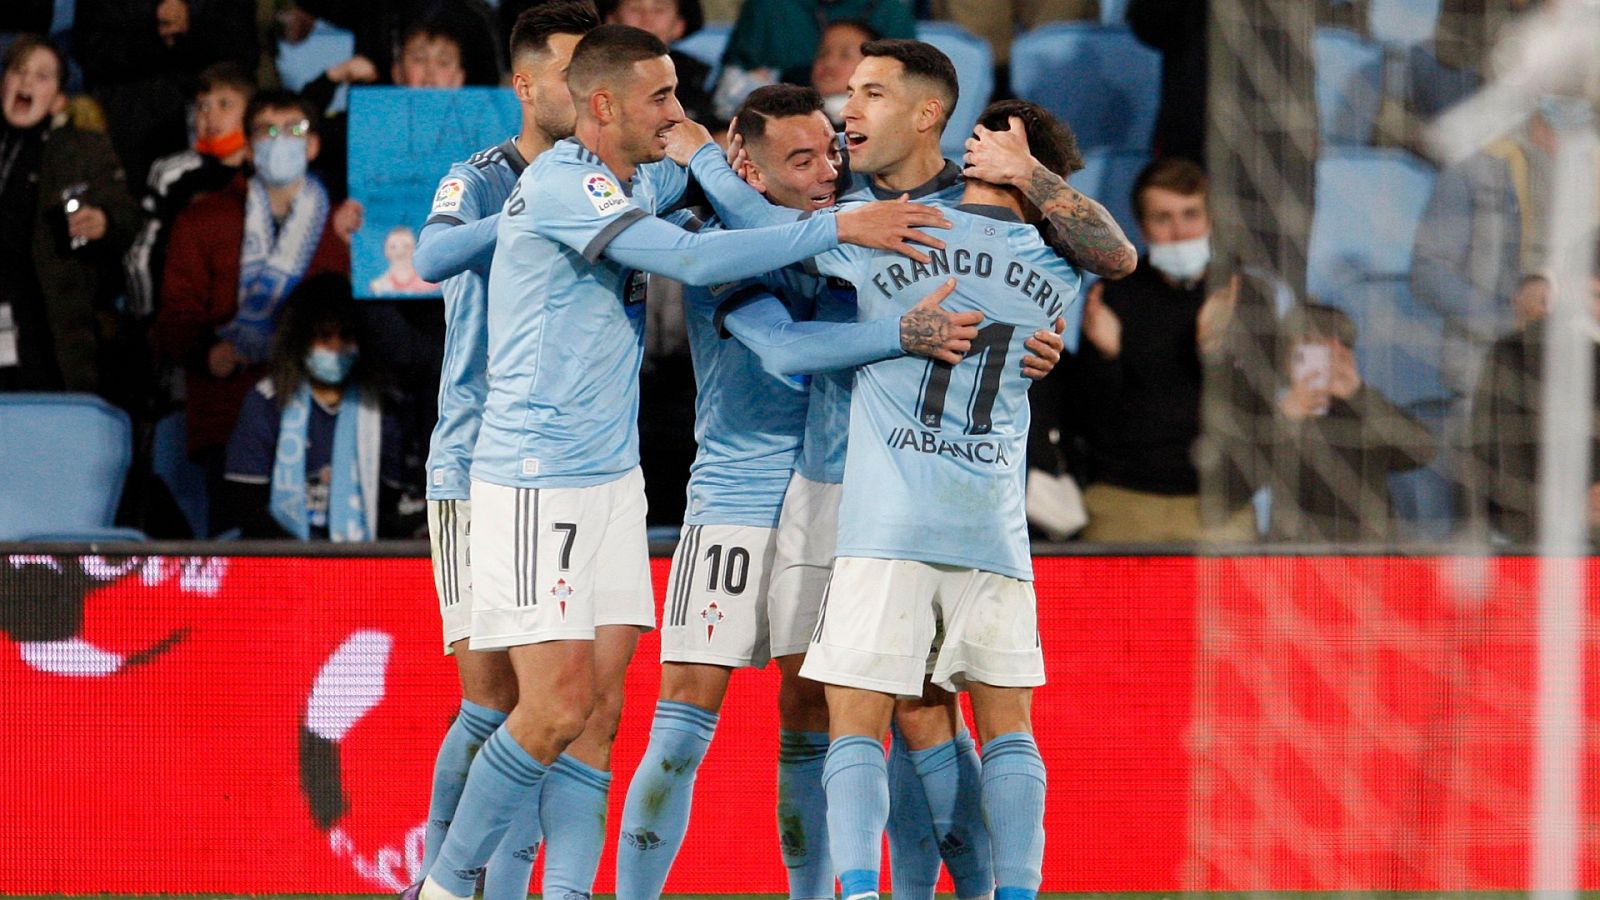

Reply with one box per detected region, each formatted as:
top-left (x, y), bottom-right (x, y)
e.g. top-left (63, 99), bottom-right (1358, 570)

top-left (269, 383), bottom-right (381, 541)
top-left (219, 175), bottom-right (330, 364)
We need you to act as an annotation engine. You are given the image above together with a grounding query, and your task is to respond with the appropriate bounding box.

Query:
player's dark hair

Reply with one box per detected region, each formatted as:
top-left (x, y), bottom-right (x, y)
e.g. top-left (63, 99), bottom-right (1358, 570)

top-left (1132, 156), bottom-right (1207, 223)
top-left (510, 0), bottom-right (602, 62)
top-left (2, 34), bottom-right (67, 92)
top-left (733, 84), bottom-right (825, 147)
top-left (567, 24), bottom-right (671, 97)
top-left (596, 0), bottom-right (703, 38)
top-left (247, 89), bottom-right (320, 135)
top-left (196, 61), bottom-right (256, 101)
top-left (859, 38), bottom-right (958, 128)
top-left (975, 99), bottom-right (1083, 179)
top-left (270, 274), bottom-right (375, 404)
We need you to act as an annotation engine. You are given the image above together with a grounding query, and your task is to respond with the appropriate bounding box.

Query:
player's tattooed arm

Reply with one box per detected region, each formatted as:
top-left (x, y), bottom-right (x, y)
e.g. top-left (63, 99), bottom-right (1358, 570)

top-left (964, 117), bottom-right (1137, 279)
top-left (1026, 168), bottom-right (1138, 279)
top-left (899, 278), bottom-right (982, 365)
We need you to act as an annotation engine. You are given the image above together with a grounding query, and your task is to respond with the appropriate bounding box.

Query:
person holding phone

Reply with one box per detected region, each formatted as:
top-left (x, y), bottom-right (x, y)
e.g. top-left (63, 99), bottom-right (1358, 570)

top-left (1263, 303), bottom-right (1436, 543)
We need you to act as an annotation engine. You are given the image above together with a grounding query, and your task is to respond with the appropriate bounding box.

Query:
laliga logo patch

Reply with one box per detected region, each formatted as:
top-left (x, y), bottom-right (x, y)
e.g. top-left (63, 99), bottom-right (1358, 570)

top-left (701, 601), bottom-right (724, 643)
top-left (432, 178), bottom-right (465, 215)
top-left (583, 173), bottom-right (628, 216)
top-left (551, 578), bottom-right (574, 619)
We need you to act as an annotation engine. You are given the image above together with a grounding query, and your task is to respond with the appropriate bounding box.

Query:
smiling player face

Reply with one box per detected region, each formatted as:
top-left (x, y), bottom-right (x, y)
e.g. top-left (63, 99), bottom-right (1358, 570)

top-left (745, 110), bottom-right (842, 212)
top-left (616, 54), bottom-right (684, 165)
top-left (838, 56), bottom-right (925, 176)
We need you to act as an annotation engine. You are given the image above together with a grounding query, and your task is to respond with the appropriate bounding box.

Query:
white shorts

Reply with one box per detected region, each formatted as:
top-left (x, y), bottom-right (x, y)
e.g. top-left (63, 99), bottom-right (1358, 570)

top-left (660, 523), bottom-right (778, 668)
top-left (428, 498), bottom-right (473, 654)
top-left (766, 474), bottom-right (842, 658)
top-left (800, 556), bottom-right (1046, 698)
top-left (467, 469), bottom-right (655, 650)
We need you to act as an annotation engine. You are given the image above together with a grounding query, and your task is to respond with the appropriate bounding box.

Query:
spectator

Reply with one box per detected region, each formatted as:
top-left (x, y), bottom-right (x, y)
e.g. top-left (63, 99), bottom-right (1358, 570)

top-left (156, 89), bottom-right (355, 533)
top-left (932, 0), bottom-right (1096, 79)
top-left (390, 17), bottom-right (467, 89)
top-left (223, 273), bottom-right (413, 540)
top-left (1055, 157), bottom-right (1257, 542)
top-left (600, 0), bottom-right (717, 126)
top-left (73, 0), bottom-right (257, 184)
top-left (1469, 271), bottom-right (1600, 544)
top-left (291, 0), bottom-right (502, 88)
top-left (712, 0), bottom-right (914, 122)
top-left (0, 36), bottom-right (139, 396)
top-left (1260, 303), bottom-right (1436, 543)
top-left (810, 19), bottom-right (876, 126)
top-left (125, 62), bottom-right (256, 321)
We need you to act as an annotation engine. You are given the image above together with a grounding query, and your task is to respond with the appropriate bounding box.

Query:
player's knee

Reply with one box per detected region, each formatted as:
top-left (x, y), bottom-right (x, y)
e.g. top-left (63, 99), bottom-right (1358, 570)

top-left (777, 672), bottom-right (827, 728)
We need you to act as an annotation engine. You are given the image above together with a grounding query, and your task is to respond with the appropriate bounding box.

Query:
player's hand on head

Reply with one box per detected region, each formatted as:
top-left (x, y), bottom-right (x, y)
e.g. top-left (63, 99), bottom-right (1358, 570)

top-left (835, 195), bottom-right (951, 264)
top-left (963, 116), bottom-right (1038, 189)
top-left (665, 118), bottom-right (714, 166)
top-left (726, 130), bottom-right (751, 180)
top-left (1021, 322), bottom-right (1065, 380)
top-left (900, 278), bottom-right (981, 364)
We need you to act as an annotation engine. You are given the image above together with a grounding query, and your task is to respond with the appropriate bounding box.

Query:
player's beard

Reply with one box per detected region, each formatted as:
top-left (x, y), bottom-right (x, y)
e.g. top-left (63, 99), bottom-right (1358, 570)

top-left (534, 93), bottom-right (576, 143)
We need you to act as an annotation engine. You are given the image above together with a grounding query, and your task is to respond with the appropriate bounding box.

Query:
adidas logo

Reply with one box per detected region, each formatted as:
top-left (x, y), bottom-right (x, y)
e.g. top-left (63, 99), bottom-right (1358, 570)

top-left (779, 827), bottom-right (807, 859)
top-left (938, 831), bottom-right (971, 857)
top-left (512, 844), bottom-right (537, 862)
top-left (452, 866), bottom-right (485, 881)
top-left (622, 828), bottom-right (664, 851)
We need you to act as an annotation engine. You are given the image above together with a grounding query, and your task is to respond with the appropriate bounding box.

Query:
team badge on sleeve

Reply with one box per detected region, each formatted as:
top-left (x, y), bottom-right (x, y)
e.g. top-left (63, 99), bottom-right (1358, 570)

top-left (432, 178), bottom-right (466, 215)
top-left (583, 173), bottom-right (630, 216)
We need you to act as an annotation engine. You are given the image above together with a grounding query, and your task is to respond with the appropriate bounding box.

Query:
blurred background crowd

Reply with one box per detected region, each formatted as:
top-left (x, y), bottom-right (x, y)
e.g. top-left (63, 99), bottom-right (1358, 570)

top-left (0, 0), bottom-right (1595, 546)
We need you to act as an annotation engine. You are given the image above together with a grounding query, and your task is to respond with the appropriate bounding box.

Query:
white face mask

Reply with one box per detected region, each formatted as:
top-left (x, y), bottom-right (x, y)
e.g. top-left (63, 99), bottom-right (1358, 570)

top-left (1147, 234), bottom-right (1211, 282)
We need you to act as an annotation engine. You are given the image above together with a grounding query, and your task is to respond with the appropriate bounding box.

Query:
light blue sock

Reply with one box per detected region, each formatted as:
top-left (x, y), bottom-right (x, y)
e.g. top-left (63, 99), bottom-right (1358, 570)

top-left (615, 700), bottom-right (719, 900)
top-left (427, 727), bottom-right (548, 898)
top-left (823, 735), bottom-right (889, 899)
top-left (539, 753), bottom-right (613, 900)
top-left (776, 730), bottom-right (833, 900)
top-left (885, 724), bottom-right (939, 900)
top-left (421, 700), bottom-right (506, 879)
top-left (482, 800), bottom-right (542, 900)
top-left (981, 733), bottom-right (1047, 900)
top-left (912, 729), bottom-right (993, 900)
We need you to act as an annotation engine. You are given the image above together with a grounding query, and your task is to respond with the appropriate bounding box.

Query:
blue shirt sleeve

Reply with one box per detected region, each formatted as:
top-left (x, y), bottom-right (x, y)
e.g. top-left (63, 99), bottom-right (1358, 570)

top-left (526, 164), bottom-right (652, 261)
top-left (424, 163), bottom-right (487, 227)
top-left (718, 288), bottom-right (903, 376)
top-left (602, 211), bottom-right (840, 286)
top-left (637, 158), bottom-right (691, 211)
top-left (809, 238), bottom-right (870, 285)
top-left (414, 215), bottom-right (499, 282)
top-left (224, 381), bottom-right (280, 483)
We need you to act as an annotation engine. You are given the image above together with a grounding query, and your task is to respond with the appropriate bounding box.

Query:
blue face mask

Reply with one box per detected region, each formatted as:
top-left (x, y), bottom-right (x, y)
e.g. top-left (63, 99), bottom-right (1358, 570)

top-left (1538, 95), bottom-right (1595, 133)
top-left (252, 136), bottom-right (309, 187)
top-left (305, 345), bottom-right (357, 385)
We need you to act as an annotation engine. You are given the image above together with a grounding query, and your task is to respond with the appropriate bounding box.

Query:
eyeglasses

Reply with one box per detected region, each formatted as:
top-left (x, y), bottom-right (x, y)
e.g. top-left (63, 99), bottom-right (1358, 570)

top-left (251, 119), bottom-right (311, 140)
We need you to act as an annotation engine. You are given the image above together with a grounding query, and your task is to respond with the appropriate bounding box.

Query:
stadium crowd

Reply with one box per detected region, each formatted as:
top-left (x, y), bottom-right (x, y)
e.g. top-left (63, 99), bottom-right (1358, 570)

top-left (0, 0), bottom-right (1595, 546)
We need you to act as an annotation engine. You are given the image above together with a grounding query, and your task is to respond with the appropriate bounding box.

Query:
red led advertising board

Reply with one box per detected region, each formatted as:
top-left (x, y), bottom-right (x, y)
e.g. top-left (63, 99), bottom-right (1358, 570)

top-left (1, 553), bottom-right (1596, 893)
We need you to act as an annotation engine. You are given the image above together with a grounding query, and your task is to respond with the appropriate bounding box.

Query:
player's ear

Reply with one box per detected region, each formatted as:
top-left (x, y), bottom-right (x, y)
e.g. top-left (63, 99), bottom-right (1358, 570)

top-left (592, 87), bottom-right (614, 124)
top-left (745, 162), bottom-right (768, 194)
top-left (511, 70), bottom-right (534, 105)
top-left (916, 98), bottom-right (941, 135)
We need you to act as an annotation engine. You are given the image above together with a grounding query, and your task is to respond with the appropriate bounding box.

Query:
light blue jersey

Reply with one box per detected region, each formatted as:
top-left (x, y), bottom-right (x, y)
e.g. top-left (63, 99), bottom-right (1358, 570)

top-left (422, 138), bottom-right (527, 500)
top-left (793, 161), bottom-right (968, 485)
top-left (814, 203), bottom-right (1081, 580)
top-left (680, 225), bottom-right (809, 527)
top-left (473, 138), bottom-right (690, 489)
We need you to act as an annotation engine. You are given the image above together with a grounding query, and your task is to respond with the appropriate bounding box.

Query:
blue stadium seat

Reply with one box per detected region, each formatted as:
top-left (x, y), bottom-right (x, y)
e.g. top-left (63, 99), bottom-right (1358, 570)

top-left (1307, 147), bottom-right (1436, 299)
top-left (1369, 0), bottom-right (1441, 47)
top-left (151, 410), bottom-right (211, 539)
top-left (1314, 28), bottom-right (1384, 146)
top-left (1325, 275), bottom-right (1448, 409)
top-left (915, 21), bottom-right (995, 159)
top-left (0, 394), bottom-right (145, 541)
top-left (673, 23), bottom-right (731, 94)
top-left (1070, 149), bottom-right (1150, 255)
top-left (1010, 23), bottom-right (1161, 153)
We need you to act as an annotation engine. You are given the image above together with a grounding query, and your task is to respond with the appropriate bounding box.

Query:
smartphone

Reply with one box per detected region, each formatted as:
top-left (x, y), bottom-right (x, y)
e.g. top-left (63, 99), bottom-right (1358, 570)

top-left (1291, 342), bottom-right (1330, 389)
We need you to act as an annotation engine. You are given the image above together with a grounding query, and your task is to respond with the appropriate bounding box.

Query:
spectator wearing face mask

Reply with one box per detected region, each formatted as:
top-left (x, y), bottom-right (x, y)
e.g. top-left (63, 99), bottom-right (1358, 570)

top-left (223, 273), bottom-right (413, 540)
top-left (125, 62), bottom-right (257, 321)
top-left (0, 35), bottom-right (139, 398)
top-left (1057, 156), bottom-right (1258, 543)
top-left (156, 89), bottom-right (358, 534)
